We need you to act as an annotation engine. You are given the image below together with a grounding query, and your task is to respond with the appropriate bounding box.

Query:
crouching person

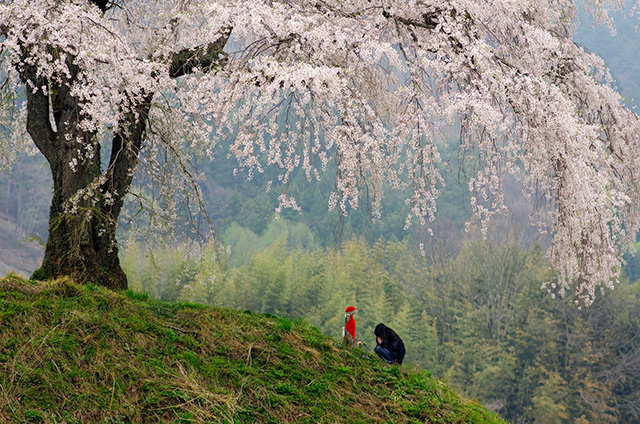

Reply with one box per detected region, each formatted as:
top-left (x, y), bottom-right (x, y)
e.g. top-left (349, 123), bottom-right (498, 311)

top-left (373, 323), bottom-right (405, 365)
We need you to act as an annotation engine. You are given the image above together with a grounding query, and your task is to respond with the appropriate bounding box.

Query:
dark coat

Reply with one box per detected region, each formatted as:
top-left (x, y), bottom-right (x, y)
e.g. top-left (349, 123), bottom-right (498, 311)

top-left (374, 323), bottom-right (406, 364)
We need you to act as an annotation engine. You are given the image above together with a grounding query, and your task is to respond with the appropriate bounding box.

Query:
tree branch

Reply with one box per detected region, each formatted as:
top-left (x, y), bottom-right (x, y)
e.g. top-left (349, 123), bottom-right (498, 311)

top-left (25, 78), bottom-right (56, 163)
top-left (169, 28), bottom-right (232, 78)
top-left (88, 0), bottom-right (111, 13)
top-left (102, 93), bottom-right (154, 220)
top-left (382, 9), bottom-right (440, 30)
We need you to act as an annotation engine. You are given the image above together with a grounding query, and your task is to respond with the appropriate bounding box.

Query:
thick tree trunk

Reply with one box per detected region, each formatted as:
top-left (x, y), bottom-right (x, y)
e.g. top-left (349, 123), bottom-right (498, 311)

top-left (25, 63), bottom-right (148, 290)
top-left (38, 174), bottom-right (128, 289)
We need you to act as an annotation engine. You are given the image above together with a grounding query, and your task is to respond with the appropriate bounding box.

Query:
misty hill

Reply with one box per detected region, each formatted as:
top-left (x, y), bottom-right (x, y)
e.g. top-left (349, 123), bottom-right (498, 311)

top-left (574, 4), bottom-right (640, 106)
top-left (0, 155), bottom-right (50, 277)
top-left (0, 215), bottom-right (44, 277)
top-left (0, 275), bottom-right (504, 424)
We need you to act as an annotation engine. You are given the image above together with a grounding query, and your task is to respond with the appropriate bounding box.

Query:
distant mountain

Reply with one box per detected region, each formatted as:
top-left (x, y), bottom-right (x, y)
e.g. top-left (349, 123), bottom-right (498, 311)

top-left (0, 155), bottom-right (50, 277)
top-left (0, 215), bottom-right (43, 277)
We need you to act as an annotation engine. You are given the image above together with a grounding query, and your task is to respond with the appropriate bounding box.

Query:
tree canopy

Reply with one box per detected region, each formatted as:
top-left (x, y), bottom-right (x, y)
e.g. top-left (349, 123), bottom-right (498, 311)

top-left (1, 0), bottom-right (640, 303)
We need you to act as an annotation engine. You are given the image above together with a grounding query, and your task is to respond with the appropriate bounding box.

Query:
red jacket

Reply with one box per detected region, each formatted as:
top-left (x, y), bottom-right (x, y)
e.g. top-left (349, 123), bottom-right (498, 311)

top-left (345, 314), bottom-right (355, 340)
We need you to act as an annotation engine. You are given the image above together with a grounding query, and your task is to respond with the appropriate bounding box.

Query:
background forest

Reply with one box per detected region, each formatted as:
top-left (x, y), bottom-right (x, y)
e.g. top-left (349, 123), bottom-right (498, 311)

top-left (2, 4), bottom-right (640, 424)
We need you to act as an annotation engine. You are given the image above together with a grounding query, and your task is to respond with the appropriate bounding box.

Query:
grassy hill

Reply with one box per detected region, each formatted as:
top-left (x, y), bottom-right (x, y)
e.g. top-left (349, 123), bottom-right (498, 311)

top-left (0, 274), bottom-right (505, 424)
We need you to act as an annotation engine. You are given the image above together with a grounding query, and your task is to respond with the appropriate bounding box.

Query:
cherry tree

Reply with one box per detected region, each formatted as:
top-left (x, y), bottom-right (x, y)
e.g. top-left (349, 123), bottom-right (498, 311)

top-left (1, 0), bottom-right (639, 303)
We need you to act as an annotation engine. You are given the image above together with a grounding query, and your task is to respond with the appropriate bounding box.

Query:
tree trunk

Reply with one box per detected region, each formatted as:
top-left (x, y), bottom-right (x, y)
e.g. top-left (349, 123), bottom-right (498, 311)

top-left (24, 62), bottom-right (149, 290)
top-left (38, 156), bottom-right (128, 289)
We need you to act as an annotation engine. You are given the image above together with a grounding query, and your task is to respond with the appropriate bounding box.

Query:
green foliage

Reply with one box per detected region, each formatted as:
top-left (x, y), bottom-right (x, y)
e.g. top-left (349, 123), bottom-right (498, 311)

top-left (531, 370), bottom-right (570, 424)
top-left (123, 289), bottom-right (149, 301)
top-left (29, 267), bottom-right (48, 282)
top-left (221, 222), bottom-right (260, 267)
top-left (0, 275), bottom-right (504, 424)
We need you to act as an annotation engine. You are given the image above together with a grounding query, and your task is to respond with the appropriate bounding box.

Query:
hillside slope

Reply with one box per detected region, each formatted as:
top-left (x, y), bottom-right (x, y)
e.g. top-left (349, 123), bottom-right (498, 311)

top-left (0, 275), bottom-right (505, 424)
top-left (0, 217), bottom-right (43, 278)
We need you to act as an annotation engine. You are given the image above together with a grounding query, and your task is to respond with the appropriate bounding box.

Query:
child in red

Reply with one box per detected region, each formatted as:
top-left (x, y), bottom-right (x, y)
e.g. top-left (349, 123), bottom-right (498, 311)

top-left (343, 306), bottom-right (356, 346)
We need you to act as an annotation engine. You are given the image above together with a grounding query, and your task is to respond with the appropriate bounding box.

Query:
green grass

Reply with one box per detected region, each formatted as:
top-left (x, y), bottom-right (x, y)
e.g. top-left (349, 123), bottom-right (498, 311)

top-left (0, 274), bottom-right (506, 423)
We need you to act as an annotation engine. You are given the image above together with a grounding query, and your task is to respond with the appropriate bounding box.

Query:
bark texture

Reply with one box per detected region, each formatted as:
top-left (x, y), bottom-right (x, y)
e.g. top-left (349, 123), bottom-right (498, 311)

top-left (25, 62), bottom-right (148, 289)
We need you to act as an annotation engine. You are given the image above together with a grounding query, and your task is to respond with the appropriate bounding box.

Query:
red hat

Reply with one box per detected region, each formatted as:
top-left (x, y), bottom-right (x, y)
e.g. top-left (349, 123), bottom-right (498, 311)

top-left (345, 306), bottom-right (355, 313)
